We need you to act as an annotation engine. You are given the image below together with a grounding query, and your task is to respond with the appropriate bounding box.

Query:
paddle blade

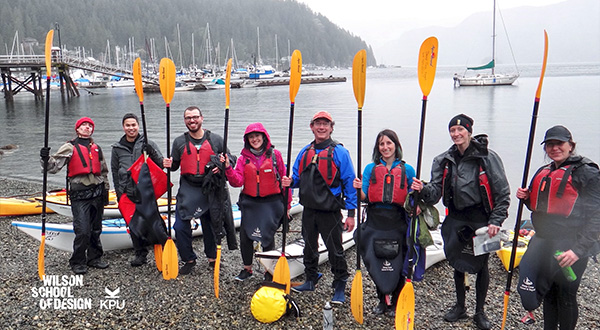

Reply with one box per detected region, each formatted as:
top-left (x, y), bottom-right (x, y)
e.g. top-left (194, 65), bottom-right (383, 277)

top-left (289, 50), bottom-right (302, 103)
top-left (350, 270), bottom-right (364, 324)
top-left (395, 280), bottom-right (415, 330)
top-left (162, 239), bottom-right (178, 280)
top-left (225, 58), bottom-right (232, 108)
top-left (154, 244), bottom-right (163, 272)
top-left (417, 37), bottom-right (438, 97)
top-left (501, 292), bottom-right (510, 330)
top-left (44, 30), bottom-right (54, 77)
top-left (214, 245), bottom-right (222, 298)
top-left (535, 30), bottom-right (549, 100)
top-left (38, 235), bottom-right (45, 280)
top-left (133, 58), bottom-right (144, 102)
top-left (352, 49), bottom-right (367, 109)
top-left (273, 255), bottom-right (291, 294)
top-left (159, 58), bottom-right (176, 105)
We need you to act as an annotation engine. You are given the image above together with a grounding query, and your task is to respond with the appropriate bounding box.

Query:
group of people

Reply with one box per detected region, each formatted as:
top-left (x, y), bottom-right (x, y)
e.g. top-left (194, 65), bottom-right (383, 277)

top-left (40, 108), bottom-right (599, 329)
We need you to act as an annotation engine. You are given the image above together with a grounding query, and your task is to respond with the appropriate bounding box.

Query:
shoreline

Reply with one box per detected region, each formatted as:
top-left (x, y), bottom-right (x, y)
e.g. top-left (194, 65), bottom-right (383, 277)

top-left (1, 176), bottom-right (599, 329)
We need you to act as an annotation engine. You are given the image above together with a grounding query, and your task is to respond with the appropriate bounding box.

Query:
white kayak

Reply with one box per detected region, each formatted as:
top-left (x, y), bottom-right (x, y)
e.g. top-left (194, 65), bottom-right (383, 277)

top-left (37, 193), bottom-right (174, 219)
top-left (256, 217), bottom-right (445, 280)
top-left (11, 199), bottom-right (303, 252)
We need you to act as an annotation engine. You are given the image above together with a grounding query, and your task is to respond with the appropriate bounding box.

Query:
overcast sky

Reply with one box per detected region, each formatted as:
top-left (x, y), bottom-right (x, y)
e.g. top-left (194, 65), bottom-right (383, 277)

top-left (297, 0), bottom-right (566, 51)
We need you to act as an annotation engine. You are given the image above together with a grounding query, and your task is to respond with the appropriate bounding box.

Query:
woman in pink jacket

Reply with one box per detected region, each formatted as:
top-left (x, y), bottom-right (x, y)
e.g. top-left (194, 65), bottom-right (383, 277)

top-left (221, 123), bottom-right (289, 281)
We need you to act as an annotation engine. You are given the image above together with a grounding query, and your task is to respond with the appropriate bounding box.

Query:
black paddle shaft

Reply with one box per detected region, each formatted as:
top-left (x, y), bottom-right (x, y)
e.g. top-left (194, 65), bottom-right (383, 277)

top-left (355, 109), bottom-right (362, 270)
top-left (41, 77), bottom-right (52, 234)
top-left (140, 103), bottom-right (149, 146)
top-left (282, 103), bottom-right (295, 252)
top-left (505, 101), bottom-right (540, 292)
top-left (166, 104), bottom-right (173, 238)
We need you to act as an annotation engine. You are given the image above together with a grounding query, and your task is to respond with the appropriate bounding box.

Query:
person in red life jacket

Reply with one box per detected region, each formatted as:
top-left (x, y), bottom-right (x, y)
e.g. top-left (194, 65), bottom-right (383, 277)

top-left (219, 122), bottom-right (290, 281)
top-left (281, 110), bottom-right (357, 304)
top-left (111, 113), bottom-right (164, 267)
top-left (411, 114), bottom-right (510, 330)
top-left (39, 117), bottom-right (110, 275)
top-left (516, 125), bottom-right (600, 330)
top-left (352, 129), bottom-right (416, 316)
top-left (163, 106), bottom-right (237, 275)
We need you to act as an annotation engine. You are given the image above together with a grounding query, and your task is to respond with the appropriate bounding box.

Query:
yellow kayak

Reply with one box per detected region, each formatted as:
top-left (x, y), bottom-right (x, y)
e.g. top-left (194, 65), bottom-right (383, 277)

top-left (496, 231), bottom-right (531, 271)
top-left (0, 191), bottom-right (67, 216)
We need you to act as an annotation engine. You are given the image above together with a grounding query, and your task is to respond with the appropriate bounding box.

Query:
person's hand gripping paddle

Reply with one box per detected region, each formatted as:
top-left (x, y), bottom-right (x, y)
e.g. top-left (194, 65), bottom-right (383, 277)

top-left (159, 58), bottom-right (178, 280)
top-left (350, 48), bottom-right (366, 325)
top-left (273, 49), bottom-right (302, 294)
top-left (396, 36), bottom-right (438, 330)
top-left (39, 29), bottom-right (54, 280)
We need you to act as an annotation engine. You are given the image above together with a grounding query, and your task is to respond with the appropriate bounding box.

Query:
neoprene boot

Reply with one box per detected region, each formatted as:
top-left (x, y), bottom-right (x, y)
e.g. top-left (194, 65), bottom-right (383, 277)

top-left (444, 304), bottom-right (468, 322)
top-left (331, 280), bottom-right (346, 304)
top-left (474, 310), bottom-right (491, 330)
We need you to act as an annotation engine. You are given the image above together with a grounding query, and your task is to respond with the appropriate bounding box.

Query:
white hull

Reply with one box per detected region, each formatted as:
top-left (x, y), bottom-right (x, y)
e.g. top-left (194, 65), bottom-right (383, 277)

top-left (257, 216), bottom-right (446, 279)
top-left (12, 200), bottom-right (303, 252)
top-left (455, 73), bottom-right (519, 86)
top-left (43, 199), bottom-right (173, 219)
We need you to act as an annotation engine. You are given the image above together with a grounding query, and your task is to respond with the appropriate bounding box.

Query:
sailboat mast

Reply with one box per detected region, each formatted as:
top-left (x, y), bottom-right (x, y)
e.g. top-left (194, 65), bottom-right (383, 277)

top-left (177, 23), bottom-right (183, 70)
top-left (492, 0), bottom-right (497, 75)
top-left (275, 34), bottom-right (278, 71)
top-left (257, 27), bottom-right (261, 65)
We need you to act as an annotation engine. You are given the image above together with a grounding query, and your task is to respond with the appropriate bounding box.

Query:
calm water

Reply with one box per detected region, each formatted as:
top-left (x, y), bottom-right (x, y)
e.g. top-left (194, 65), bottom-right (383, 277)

top-left (1, 63), bottom-right (599, 227)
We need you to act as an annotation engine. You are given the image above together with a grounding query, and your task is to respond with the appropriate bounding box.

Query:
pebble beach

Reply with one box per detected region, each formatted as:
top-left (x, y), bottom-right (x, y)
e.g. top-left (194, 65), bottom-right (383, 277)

top-left (1, 176), bottom-right (599, 329)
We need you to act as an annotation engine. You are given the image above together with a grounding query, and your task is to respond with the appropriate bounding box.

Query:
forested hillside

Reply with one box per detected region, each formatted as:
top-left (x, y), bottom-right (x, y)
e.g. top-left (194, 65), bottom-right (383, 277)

top-left (0, 0), bottom-right (376, 67)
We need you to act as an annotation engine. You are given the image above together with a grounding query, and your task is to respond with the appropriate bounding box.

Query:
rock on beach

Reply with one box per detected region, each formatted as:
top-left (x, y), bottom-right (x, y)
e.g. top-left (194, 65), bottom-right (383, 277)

top-left (1, 177), bottom-right (599, 329)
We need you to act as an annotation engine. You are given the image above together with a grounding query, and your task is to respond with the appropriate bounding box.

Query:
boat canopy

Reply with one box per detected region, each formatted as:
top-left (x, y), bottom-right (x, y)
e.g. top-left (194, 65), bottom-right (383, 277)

top-left (467, 59), bottom-right (494, 71)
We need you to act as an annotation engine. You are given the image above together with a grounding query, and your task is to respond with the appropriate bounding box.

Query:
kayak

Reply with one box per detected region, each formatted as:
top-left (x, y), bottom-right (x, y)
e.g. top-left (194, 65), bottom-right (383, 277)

top-left (11, 199), bottom-right (303, 252)
top-left (256, 213), bottom-right (446, 280)
top-left (0, 190), bottom-right (68, 216)
top-left (496, 231), bottom-right (531, 271)
top-left (0, 197), bottom-right (55, 216)
top-left (36, 191), bottom-right (175, 219)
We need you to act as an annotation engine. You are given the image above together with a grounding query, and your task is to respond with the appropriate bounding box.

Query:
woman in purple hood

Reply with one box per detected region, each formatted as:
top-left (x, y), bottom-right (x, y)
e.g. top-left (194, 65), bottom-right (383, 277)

top-left (221, 123), bottom-right (289, 281)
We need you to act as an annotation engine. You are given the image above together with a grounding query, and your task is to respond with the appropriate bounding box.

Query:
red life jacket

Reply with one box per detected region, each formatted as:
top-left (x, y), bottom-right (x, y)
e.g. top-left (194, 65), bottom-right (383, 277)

top-left (180, 138), bottom-right (215, 176)
top-left (299, 143), bottom-right (339, 187)
top-left (68, 141), bottom-right (102, 177)
top-left (529, 164), bottom-right (579, 217)
top-left (367, 162), bottom-right (408, 205)
top-left (242, 150), bottom-right (281, 197)
top-left (442, 160), bottom-right (494, 214)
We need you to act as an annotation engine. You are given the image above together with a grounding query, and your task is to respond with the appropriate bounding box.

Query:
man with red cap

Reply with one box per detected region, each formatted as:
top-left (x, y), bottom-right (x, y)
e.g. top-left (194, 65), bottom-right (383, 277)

top-left (282, 110), bottom-right (357, 304)
top-left (40, 117), bottom-right (110, 274)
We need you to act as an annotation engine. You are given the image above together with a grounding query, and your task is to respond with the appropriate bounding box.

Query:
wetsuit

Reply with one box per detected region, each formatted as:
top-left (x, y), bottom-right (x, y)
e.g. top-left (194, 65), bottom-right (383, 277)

top-left (420, 135), bottom-right (510, 315)
top-left (359, 158), bottom-right (415, 307)
top-left (290, 138), bottom-right (357, 286)
top-left (46, 137), bottom-right (110, 269)
top-left (225, 123), bottom-right (289, 267)
top-left (518, 155), bottom-right (600, 330)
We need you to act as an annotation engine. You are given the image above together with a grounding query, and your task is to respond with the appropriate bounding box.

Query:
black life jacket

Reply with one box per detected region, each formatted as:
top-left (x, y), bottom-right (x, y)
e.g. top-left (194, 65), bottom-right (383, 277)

top-left (367, 162), bottom-right (408, 206)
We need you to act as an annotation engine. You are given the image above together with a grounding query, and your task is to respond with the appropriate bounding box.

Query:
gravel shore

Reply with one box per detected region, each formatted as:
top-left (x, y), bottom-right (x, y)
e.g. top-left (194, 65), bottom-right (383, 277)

top-left (1, 177), bottom-right (599, 329)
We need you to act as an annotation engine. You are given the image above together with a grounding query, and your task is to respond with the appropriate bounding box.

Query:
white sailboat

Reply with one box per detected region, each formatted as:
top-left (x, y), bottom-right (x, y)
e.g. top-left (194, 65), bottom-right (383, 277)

top-left (454, 0), bottom-right (519, 87)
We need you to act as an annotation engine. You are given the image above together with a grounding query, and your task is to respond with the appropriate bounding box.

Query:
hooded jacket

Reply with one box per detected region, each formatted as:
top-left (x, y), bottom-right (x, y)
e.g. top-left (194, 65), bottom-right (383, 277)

top-left (225, 123), bottom-right (290, 204)
top-left (420, 134), bottom-right (510, 226)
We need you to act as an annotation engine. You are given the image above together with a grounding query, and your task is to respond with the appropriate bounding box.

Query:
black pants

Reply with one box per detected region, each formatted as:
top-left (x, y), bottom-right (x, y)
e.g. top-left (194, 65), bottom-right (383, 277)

top-left (69, 193), bottom-right (104, 267)
top-left (129, 231), bottom-right (149, 257)
top-left (453, 257), bottom-right (490, 312)
top-left (301, 207), bottom-right (348, 283)
top-left (240, 228), bottom-right (275, 267)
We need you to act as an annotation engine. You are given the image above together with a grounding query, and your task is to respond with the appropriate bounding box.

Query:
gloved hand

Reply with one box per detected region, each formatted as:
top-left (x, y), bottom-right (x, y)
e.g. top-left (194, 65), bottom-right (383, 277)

top-left (40, 147), bottom-right (51, 159)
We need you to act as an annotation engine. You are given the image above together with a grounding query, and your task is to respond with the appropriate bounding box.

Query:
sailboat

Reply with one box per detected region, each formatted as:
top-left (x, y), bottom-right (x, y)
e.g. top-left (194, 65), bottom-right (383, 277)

top-left (454, 0), bottom-right (519, 87)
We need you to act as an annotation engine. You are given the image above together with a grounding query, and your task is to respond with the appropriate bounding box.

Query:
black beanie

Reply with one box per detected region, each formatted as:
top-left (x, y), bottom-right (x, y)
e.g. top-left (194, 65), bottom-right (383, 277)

top-left (448, 114), bottom-right (474, 133)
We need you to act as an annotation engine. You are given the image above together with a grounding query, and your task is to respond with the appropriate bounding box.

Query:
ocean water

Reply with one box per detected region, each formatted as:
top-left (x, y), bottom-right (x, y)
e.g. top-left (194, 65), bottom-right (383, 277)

top-left (1, 63), bottom-right (599, 227)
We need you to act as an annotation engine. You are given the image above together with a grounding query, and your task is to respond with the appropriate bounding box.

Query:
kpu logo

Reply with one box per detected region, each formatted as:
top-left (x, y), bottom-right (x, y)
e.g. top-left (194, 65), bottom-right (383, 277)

top-left (100, 287), bottom-right (125, 309)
